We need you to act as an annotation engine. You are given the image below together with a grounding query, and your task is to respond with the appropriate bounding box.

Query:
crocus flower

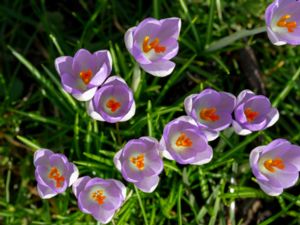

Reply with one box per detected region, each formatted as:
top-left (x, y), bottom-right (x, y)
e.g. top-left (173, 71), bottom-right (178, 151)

top-left (114, 137), bottom-right (163, 193)
top-left (72, 176), bottom-right (126, 224)
top-left (184, 88), bottom-right (236, 141)
top-left (125, 17), bottom-right (181, 77)
top-left (55, 49), bottom-right (112, 101)
top-left (250, 139), bottom-right (300, 196)
top-left (265, 0), bottom-right (300, 45)
top-left (232, 90), bottom-right (279, 135)
top-left (87, 76), bottom-right (136, 123)
top-left (34, 149), bottom-right (79, 199)
top-left (160, 116), bottom-right (213, 165)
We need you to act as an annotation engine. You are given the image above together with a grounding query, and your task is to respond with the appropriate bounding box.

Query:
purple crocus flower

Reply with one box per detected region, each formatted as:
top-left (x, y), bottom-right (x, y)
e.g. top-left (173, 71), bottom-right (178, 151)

top-left (72, 176), bottom-right (126, 224)
top-left (114, 137), bottom-right (163, 193)
top-left (250, 139), bottom-right (300, 196)
top-left (232, 90), bottom-right (279, 135)
top-left (34, 149), bottom-right (79, 199)
top-left (265, 0), bottom-right (300, 45)
top-left (184, 88), bottom-right (236, 141)
top-left (55, 49), bottom-right (112, 101)
top-left (125, 17), bottom-right (181, 77)
top-left (87, 76), bottom-right (135, 123)
top-left (160, 116), bottom-right (213, 165)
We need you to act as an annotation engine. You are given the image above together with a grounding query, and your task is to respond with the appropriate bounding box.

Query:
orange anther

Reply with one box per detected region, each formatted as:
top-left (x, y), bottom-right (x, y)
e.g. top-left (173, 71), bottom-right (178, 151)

top-left (200, 107), bottom-right (220, 122)
top-left (176, 133), bottom-right (193, 147)
top-left (277, 14), bottom-right (297, 33)
top-left (79, 69), bottom-right (93, 85)
top-left (143, 36), bottom-right (166, 53)
top-left (92, 190), bottom-right (106, 205)
top-left (130, 154), bottom-right (145, 170)
top-left (263, 158), bottom-right (285, 173)
top-left (48, 167), bottom-right (65, 188)
top-left (106, 98), bottom-right (121, 112)
top-left (244, 108), bottom-right (259, 122)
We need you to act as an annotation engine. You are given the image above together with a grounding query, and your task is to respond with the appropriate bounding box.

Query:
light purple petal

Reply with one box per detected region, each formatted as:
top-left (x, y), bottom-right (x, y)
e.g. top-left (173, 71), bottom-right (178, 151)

top-left (190, 145), bottom-right (213, 165)
top-left (37, 183), bottom-right (57, 199)
top-left (91, 208), bottom-right (115, 224)
top-left (266, 108), bottom-right (280, 128)
top-left (55, 56), bottom-right (73, 77)
top-left (93, 50), bottom-right (112, 76)
top-left (158, 17), bottom-right (181, 40)
top-left (184, 94), bottom-right (198, 115)
top-left (134, 175), bottom-right (160, 193)
top-left (140, 60), bottom-right (175, 77)
top-left (68, 163), bottom-right (79, 186)
top-left (72, 176), bottom-right (91, 198)
top-left (236, 89), bottom-right (255, 105)
top-left (258, 181), bottom-right (283, 196)
top-left (89, 63), bottom-right (108, 86)
top-left (232, 120), bottom-right (252, 136)
top-left (34, 149), bottom-right (53, 167)
top-left (113, 150), bottom-right (123, 172)
top-left (124, 27), bottom-right (136, 53)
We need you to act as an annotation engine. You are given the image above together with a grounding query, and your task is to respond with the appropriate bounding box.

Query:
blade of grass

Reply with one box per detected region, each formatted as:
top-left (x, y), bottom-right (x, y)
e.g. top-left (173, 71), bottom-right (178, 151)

top-left (273, 66), bottom-right (300, 107)
top-left (134, 186), bottom-right (149, 225)
top-left (205, 27), bottom-right (266, 52)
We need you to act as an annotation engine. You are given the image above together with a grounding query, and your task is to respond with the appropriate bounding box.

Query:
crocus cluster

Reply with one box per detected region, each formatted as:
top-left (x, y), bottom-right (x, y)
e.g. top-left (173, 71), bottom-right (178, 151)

top-left (55, 49), bottom-right (135, 123)
top-left (39, 7), bottom-right (300, 223)
top-left (34, 149), bottom-right (127, 224)
top-left (183, 88), bottom-right (279, 138)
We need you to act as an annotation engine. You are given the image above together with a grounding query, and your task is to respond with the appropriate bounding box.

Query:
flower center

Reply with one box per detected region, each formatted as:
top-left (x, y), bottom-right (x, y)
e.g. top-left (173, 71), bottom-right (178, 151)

top-left (130, 154), bottom-right (145, 170)
top-left (48, 167), bottom-right (65, 188)
top-left (244, 107), bottom-right (259, 122)
top-left (91, 190), bottom-right (106, 205)
top-left (263, 158), bottom-right (285, 173)
top-left (143, 36), bottom-right (166, 53)
top-left (176, 133), bottom-right (193, 147)
top-left (106, 98), bottom-right (121, 112)
top-left (79, 69), bottom-right (93, 85)
top-left (277, 14), bottom-right (297, 33)
top-left (200, 107), bottom-right (220, 122)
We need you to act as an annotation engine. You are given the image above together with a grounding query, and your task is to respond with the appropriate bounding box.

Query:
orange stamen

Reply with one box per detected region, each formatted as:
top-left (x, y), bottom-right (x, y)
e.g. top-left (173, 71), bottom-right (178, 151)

top-left (277, 14), bottom-right (297, 33)
top-left (143, 36), bottom-right (166, 53)
top-left (48, 167), bottom-right (65, 188)
top-left (200, 107), bottom-right (220, 122)
top-left (176, 133), bottom-right (193, 147)
top-left (130, 154), bottom-right (145, 170)
top-left (106, 98), bottom-right (121, 112)
top-left (79, 69), bottom-right (93, 85)
top-left (263, 158), bottom-right (285, 173)
top-left (244, 108), bottom-right (259, 122)
top-left (92, 190), bottom-right (106, 205)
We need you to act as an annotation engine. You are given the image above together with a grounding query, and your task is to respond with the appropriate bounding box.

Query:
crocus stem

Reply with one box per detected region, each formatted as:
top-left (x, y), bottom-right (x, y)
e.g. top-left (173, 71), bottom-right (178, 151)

top-left (205, 26), bottom-right (267, 52)
top-left (134, 185), bottom-right (149, 225)
top-left (115, 122), bottom-right (122, 145)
